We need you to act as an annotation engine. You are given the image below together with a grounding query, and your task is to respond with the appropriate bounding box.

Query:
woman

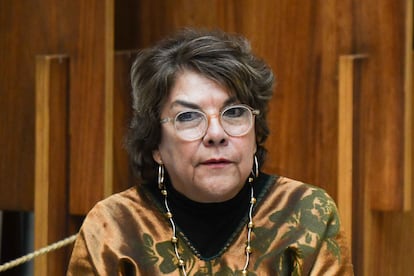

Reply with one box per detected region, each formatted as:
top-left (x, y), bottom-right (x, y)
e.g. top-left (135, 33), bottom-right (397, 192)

top-left (67, 29), bottom-right (353, 275)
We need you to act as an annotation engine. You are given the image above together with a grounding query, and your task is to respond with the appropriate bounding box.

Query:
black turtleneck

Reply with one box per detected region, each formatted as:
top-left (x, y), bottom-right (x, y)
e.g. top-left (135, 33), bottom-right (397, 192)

top-left (146, 174), bottom-right (267, 260)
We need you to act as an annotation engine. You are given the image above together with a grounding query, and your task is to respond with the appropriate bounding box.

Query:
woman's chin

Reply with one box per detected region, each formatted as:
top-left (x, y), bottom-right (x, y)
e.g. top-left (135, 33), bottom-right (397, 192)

top-left (192, 177), bottom-right (244, 202)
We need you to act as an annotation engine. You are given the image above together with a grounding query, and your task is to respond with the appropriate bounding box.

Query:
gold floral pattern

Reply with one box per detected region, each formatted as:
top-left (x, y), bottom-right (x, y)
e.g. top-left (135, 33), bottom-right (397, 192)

top-left (67, 175), bottom-right (353, 275)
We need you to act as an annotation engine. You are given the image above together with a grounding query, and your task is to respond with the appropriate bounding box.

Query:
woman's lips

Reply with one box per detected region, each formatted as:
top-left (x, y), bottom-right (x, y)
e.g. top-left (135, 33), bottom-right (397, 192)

top-left (200, 158), bottom-right (232, 167)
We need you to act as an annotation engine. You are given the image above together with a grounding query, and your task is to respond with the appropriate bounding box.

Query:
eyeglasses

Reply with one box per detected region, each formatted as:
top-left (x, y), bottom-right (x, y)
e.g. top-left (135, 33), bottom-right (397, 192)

top-left (160, 104), bottom-right (260, 141)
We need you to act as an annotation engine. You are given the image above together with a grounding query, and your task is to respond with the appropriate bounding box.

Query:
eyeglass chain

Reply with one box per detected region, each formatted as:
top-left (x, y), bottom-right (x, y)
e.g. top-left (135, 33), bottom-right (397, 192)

top-left (158, 157), bottom-right (258, 276)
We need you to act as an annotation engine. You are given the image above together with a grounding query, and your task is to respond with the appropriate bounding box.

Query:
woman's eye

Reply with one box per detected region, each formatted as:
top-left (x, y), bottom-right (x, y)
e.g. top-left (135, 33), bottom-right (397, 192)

top-left (176, 111), bottom-right (203, 122)
top-left (224, 107), bottom-right (246, 118)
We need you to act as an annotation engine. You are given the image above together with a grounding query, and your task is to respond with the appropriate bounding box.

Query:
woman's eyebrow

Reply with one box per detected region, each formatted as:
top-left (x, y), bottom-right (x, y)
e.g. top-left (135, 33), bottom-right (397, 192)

top-left (170, 100), bottom-right (200, 110)
top-left (170, 96), bottom-right (238, 110)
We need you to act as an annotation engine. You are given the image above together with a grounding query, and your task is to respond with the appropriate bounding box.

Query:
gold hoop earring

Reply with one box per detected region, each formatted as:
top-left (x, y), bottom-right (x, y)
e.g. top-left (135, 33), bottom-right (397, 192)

top-left (249, 155), bottom-right (259, 183)
top-left (253, 155), bottom-right (259, 178)
top-left (158, 164), bottom-right (165, 190)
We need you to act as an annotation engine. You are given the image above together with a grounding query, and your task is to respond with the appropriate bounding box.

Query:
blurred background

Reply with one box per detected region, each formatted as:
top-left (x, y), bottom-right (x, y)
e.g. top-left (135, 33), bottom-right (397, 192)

top-left (0, 0), bottom-right (413, 275)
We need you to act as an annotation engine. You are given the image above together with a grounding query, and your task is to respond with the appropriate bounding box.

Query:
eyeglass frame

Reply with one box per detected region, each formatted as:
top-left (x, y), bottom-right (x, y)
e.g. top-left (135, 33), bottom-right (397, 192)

top-left (160, 104), bottom-right (260, 141)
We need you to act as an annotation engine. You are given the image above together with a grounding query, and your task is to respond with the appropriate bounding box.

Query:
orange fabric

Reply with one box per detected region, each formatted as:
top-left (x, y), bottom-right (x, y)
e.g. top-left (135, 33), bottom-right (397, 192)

top-left (67, 175), bottom-right (353, 275)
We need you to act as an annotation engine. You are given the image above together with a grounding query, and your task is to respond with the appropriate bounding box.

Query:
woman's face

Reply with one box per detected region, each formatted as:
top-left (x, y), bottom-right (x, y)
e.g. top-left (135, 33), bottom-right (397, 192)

top-left (153, 70), bottom-right (257, 203)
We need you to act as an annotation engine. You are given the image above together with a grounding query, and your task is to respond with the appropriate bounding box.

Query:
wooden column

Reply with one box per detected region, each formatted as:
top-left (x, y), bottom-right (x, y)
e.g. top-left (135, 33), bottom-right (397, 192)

top-left (112, 51), bottom-right (138, 193)
top-left (338, 54), bottom-right (367, 255)
top-left (34, 55), bottom-right (70, 275)
top-left (353, 0), bottom-right (412, 212)
top-left (403, 0), bottom-right (413, 211)
top-left (69, 0), bottom-right (115, 215)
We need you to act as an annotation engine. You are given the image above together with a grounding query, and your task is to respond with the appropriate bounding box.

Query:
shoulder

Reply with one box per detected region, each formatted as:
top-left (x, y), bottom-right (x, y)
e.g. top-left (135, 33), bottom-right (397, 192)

top-left (86, 187), bottom-right (139, 215)
top-left (78, 186), bottom-right (149, 233)
top-left (75, 186), bottom-right (159, 248)
top-left (257, 174), bottom-right (342, 242)
top-left (275, 175), bottom-right (328, 193)
top-left (255, 175), bottom-right (352, 274)
top-left (260, 174), bottom-right (339, 222)
top-left (273, 175), bottom-right (336, 206)
top-left (69, 187), bottom-right (149, 274)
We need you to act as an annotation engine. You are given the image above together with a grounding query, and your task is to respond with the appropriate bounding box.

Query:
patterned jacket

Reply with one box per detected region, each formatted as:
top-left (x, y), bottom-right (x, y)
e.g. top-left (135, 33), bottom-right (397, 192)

top-left (67, 174), bottom-right (354, 275)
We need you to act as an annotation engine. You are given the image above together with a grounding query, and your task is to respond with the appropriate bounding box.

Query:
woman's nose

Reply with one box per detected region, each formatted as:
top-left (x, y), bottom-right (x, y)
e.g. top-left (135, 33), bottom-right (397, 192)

top-left (202, 116), bottom-right (228, 146)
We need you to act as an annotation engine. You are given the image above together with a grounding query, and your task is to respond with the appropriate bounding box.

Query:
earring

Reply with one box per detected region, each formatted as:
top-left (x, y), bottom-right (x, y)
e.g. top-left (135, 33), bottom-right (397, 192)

top-left (249, 155), bottom-right (259, 183)
top-left (253, 155), bottom-right (259, 178)
top-left (158, 163), bottom-right (165, 190)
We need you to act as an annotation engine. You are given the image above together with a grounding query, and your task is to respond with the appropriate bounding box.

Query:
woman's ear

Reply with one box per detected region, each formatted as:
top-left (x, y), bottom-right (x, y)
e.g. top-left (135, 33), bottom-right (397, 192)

top-left (152, 149), bottom-right (163, 164)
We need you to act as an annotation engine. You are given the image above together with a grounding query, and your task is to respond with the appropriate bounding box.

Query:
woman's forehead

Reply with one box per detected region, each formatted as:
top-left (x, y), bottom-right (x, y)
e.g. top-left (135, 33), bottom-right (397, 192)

top-left (165, 71), bottom-right (236, 109)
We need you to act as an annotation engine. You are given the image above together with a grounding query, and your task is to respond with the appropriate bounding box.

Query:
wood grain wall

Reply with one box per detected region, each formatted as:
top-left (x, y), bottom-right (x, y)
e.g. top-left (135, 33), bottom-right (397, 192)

top-left (0, 0), bottom-right (413, 275)
top-left (0, 0), bottom-right (113, 214)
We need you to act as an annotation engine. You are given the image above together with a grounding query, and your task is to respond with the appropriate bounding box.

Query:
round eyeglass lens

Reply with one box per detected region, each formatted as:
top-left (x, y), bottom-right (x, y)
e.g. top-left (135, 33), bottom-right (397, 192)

top-left (221, 106), bottom-right (253, 136)
top-left (174, 110), bottom-right (207, 140)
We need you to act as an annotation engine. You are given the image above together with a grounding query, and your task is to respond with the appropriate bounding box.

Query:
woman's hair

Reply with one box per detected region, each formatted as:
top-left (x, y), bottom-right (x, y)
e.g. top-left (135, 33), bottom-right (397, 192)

top-left (126, 28), bottom-right (275, 182)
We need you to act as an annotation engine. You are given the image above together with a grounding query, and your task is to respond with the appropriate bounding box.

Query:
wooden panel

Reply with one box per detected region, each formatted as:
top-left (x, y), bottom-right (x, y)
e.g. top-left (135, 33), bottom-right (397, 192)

top-left (404, 0), bottom-right (413, 211)
top-left (337, 56), bottom-right (354, 249)
top-left (352, 2), bottom-right (413, 275)
top-left (116, 0), bottom-right (230, 49)
top-left (34, 55), bottom-right (70, 275)
top-left (354, 0), bottom-right (408, 211)
top-left (242, 1), bottom-right (353, 200)
top-left (0, 1), bottom-right (36, 210)
top-left (113, 51), bottom-right (138, 193)
top-left (0, 0), bottom-right (115, 214)
top-left (105, 0), bottom-right (115, 199)
top-left (337, 54), bottom-right (368, 252)
top-left (68, 0), bottom-right (114, 214)
top-left (338, 55), bottom-right (369, 275)
top-left (361, 41), bottom-right (414, 276)
top-left (1, 0), bottom-right (412, 275)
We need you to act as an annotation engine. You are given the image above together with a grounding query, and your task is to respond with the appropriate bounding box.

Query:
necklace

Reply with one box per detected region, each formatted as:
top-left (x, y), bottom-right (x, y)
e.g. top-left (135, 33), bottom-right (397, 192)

top-left (159, 176), bottom-right (256, 276)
